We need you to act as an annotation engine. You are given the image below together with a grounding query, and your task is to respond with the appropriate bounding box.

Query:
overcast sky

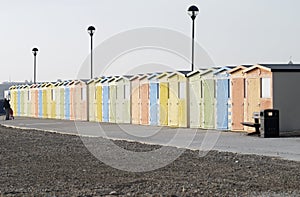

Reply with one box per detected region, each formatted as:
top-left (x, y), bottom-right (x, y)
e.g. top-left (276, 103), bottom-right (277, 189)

top-left (0, 0), bottom-right (299, 82)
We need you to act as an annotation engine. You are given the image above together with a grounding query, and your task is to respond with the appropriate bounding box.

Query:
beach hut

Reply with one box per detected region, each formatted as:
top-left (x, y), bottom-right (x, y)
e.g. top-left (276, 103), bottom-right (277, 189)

top-left (213, 66), bottom-right (234, 130)
top-left (19, 85), bottom-right (24, 116)
top-left (167, 71), bottom-right (190, 127)
top-left (43, 82), bottom-right (55, 118)
top-left (68, 80), bottom-right (77, 120)
top-left (108, 77), bottom-right (119, 123)
top-left (87, 79), bottom-right (97, 122)
top-left (41, 83), bottom-right (48, 118)
top-left (46, 82), bottom-right (56, 119)
top-left (21, 85), bottom-right (28, 117)
top-left (157, 72), bottom-right (170, 126)
top-left (16, 85), bottom-right (21, 116)
top-left (54, 82), bottom-right (62, 119)
top-left (200, 68), bottom-right (216, 129)
top-left (243, 64), bottom-right (274, 132)
top-left (139, 74), bottom-right (150, 125)
top-left (22, 85), bottom-right (30, 117)
top-left (130, 75), bottom-right (141, 124)
top-left (23, 85), bottom-right (29, 117)
top-left (115, 76), bottom-right (132, 124)
top-left (101, 77), bottom-right (111, 122)
top-left (94, 78), bottom-right (102, 122)
top-left (9, 86), bottom-right (17, 116)
top-left (18, 85), bottom-right (23, 116)
top-left (94, 78), bottom-right (103, 122)
top-left (228, 65), bottom-right (250, 131)
top-left (64, 81), bottom-right (72, 120)
top-left (59, 81), bottom-right (69, 119)
top-left (73, 80), bottom-right (88, 121)
top-left (27, 84), bottom-right (34, 117)
top-left (30, 84), bottom-right (39, 118)
top-left (37, 84), bottom-right (43, 118)
top-left (148, 73), bottom-right (160, 126)
top-left (187, 70), bottom-right (203, 128)
top-left (244, 65), bottom-right (272, 127)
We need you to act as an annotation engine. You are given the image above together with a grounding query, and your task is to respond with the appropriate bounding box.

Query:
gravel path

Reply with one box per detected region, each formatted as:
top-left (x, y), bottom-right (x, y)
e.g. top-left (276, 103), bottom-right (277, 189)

top-left (0, 125), bottom-right (299, 196)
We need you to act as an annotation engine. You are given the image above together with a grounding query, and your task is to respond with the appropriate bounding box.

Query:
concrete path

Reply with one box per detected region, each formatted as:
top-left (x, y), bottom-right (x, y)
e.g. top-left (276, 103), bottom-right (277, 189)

top-left (1, 117), bottom-right (300, 161)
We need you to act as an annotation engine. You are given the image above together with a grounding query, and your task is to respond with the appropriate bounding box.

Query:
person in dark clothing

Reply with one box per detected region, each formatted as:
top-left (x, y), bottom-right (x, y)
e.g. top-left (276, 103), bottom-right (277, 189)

top-left (3, 98), bottom-right (11, 120)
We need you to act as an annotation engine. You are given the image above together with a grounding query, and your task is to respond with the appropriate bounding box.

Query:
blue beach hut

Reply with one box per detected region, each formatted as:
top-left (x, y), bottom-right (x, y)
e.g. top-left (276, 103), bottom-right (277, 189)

top-left (101, 77), bottom-right (111, 122)
top-left (213, 66), bottom-right (233, 130)
top-left (17, 85), bottom-right (21, 116)
top-left (148, 73), bottom-right (160, 125)
top-left (38, 84), bottom-right (44, 118)
top-left (64, 81), bottom-right (72, 120)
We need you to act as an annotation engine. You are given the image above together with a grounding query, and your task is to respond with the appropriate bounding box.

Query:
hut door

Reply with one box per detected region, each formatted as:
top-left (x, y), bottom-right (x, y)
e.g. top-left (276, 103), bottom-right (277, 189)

top-left (60, 88), bottom-right (64, 119)
top-left (131, 83), bottom-right (140, 124)
top-left (109, 85), bottom-right (116, 123)
top-left (116, 85), bottom-right (122, 123)
top-left (159, 82), bottom-right (169, 125)
top-left (231, 78), bottom-right (244, 130)
top-left (102, 86), bottom-right (109, 122)
top-left (150, 83), bottom-right (158, 125)
top-left (169, 81), bottom-right (178, 126)
top-left (216, 79), bottom-right (229, 130)
top-left (247, 78), bottom-right (260, 125)
top-left (65, 88), bottom-right (70, 120)
top-left (56, 89), bottom-right (60, 119)
top-left (190, 80), bottom-right (201, 128)
top-left (141, 83), bottom-right (149, 125)
top-left (43, 89), bottom-right (47, 118)
top-left (203, 79), bottom-right (215, 129)
top-left (39, 89), bottom-right (43, 117)
top-left (96, 86), bottom-right (102, 122)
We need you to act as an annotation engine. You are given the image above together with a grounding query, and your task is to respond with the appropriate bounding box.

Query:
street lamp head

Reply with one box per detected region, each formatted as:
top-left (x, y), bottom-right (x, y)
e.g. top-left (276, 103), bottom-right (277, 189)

top-left (32, 47), bottom-right (38, 56)
top-left (87, 26), bottom-right (96, 36)
top-left (188, 5), bottom-right (199, 20)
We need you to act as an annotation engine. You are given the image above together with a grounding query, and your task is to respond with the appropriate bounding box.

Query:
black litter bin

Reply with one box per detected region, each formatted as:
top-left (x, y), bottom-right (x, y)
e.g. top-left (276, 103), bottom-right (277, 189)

top-left (260, 109), bottom-right (279, 138)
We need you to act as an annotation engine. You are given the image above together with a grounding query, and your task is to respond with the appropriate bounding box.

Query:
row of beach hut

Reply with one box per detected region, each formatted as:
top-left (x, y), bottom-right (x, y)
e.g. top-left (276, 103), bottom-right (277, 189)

top-left (8, 64), bottom-right (300, 132)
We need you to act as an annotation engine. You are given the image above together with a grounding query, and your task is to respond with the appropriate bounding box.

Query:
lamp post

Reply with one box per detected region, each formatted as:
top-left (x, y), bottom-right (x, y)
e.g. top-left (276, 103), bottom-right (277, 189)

top-left (188, 5), bottom-right (199, 71)
top-left (32, 47), bottom-right (38, 84)
top-left (87, 26), bottom-right (96, 79)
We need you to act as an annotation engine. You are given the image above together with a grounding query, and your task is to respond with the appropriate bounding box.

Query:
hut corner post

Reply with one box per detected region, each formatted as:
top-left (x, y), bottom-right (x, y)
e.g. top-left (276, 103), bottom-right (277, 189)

top-left (187, 78), bottom-right (190, 128)
top-left (86, 86), bottom-right (89, 121)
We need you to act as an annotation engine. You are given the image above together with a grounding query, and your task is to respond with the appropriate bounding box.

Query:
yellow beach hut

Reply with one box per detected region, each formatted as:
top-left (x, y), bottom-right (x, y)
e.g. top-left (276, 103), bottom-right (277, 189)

top-left (156, 72), bottom-right (170, 126)
top-left (94, 78), bottom-right (103, 122)
top-left (54, 81), bottom-right (62, 119)
top-left (167, 71), bottom-right (190, 127)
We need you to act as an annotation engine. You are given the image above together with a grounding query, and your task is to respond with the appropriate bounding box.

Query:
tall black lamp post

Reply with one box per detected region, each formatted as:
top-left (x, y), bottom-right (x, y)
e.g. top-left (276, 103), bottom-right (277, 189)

top-left (188, 5), bottom-right (199, 71)
top-left (87, 26), bottom-right (96, 79)
top-left (32, 47), bottom-right (38, 84)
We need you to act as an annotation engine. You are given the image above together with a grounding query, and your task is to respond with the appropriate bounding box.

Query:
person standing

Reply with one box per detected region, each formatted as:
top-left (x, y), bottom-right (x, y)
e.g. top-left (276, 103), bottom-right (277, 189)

top-left (3, 98), bottom-right (11, 120)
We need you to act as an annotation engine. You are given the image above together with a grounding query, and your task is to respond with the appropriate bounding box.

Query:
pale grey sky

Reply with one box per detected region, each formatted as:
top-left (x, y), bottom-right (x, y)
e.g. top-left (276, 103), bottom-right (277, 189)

top-left (0, 0), bottom-right (299, 82)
